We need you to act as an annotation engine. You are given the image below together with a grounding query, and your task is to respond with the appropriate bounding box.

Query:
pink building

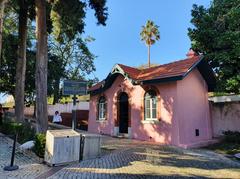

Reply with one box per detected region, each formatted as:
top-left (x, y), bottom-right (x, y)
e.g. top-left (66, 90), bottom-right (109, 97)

top-left (88, 51), bottom-right (216, 148)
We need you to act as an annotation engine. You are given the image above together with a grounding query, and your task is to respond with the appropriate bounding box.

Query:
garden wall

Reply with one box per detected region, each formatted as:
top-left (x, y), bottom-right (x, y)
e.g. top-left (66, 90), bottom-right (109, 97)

top-left (22, 102), bottom-right (89, 117)
top-left (209, 95), bottom-right (240, 137)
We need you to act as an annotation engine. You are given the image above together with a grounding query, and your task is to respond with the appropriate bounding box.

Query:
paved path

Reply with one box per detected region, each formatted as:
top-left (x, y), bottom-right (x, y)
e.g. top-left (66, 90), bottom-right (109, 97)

top-left (0, 133), bottom-right (50, 179)
top-left (1, 134), bottom-right (240, 178)
top-left (48, 137), bottom-right (240, 179)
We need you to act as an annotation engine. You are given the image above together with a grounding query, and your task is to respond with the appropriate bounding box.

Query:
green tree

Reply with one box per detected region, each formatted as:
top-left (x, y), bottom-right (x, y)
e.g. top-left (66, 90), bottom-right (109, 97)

top-left (35, 0), bottom-right (48, 133)
top-left (188, 0), bottom-right (240, 93)
top-left (0, 33), bottom-right (36, 100)
top-left (0, 0), bottom-right (7, 64)
top-left (0, 34), bottom-right (18, 96)
top-left (0, 5), bottom-right (19, 95)
top-left (48, 35), bottom-right (97, 104)
top-left (47, 53), bottom-right (65, 104)
top-left (140, 20), bottom-right (160, 68)
top-left (15, 0), bottom-right (32, 122)
top-left (35, 0), bottom-right (108, 132)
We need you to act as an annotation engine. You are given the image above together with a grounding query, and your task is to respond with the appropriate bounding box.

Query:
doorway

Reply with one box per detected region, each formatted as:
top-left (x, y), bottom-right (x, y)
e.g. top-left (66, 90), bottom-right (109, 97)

top-left (118, 92), bottom-right (129, 133)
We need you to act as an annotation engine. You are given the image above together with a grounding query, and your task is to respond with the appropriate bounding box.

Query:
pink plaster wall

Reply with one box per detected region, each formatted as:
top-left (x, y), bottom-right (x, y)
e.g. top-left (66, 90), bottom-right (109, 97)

top-left (88, 69), bottom-right (212, 147)
top-left (88, 75), bottom-right (178, 144)
top-left (177, 69), bottom-right (212, 147)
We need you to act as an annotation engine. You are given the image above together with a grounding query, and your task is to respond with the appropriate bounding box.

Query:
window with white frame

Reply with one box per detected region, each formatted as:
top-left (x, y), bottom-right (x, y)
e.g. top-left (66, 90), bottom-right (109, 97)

top-left (144, 90), bottom-right (157, 120)
top-left (98, 96), bottom-right (106, 120)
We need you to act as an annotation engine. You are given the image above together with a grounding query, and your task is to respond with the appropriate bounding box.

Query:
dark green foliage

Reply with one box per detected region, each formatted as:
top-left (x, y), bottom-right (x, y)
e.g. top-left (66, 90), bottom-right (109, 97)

top-left (33, 133), bottom-right (46, 158)
top-left (50, 0), bottom-right (108, 43)
top-left (48, 36), bottom-right (97, 104)
top-left (188, 0), bottom-right (240, 93)
top-left (0, 121), bottom-right (35, 144)
top-left (204, 131), bottom-right (240, 155)
top-left (47, 53), bottom-right (66, 104)
top-left (88, 0), bottom-right (108, 26)
top-left (1, 0), bottom-right (108, 104)
top-left (223, 131), bottom-right (240, 144)
top-left (0, 34), bottom-right (18, 95)
top-left (0, 32), bottom-right (36, 103)
top-left (205, 142), bottom-right (240, 155)
top-left (50, 0), bottom-right (86, 42)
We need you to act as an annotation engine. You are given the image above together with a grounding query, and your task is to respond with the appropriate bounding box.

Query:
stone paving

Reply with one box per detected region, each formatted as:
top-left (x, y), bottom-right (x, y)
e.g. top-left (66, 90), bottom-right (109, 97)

top-left (1, 134), bottom-right (240, 178)
top-left (0, 133), bottom-right (50, 179)
top-left (48, 136), bottom-right (240, 179)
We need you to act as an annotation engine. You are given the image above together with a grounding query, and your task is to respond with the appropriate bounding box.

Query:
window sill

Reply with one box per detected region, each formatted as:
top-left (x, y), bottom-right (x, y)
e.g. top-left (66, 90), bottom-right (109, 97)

top-left (141, 120), bottom-right (159, 124)
top-left (96, 120), bottom-right (107, 123)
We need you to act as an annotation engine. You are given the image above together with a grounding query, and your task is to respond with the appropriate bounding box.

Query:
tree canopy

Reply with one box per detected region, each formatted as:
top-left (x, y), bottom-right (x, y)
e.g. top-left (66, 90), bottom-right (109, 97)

top-left (188, 0), bottom-right (240, 94)
top-left (0, 0), bottom-right (108, 105)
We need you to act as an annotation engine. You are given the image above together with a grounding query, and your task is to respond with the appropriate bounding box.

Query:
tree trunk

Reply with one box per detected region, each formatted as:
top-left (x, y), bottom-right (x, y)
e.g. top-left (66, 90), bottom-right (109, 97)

top-left (35, 0), bottom-right (48, 133)
top-left (0, 0), bottom-right (7, 66)
top-left (53, 78), bottom-right (60, 105)
top-left (148, 45), bottom-right (150, 68)
top-left (15, 0), bottom-right (28, 122)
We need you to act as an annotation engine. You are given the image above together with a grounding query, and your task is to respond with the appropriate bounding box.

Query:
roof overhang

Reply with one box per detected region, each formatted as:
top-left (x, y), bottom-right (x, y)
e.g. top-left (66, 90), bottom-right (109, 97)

top-left (139, 56), bottom-right (216, 91)
top-left (89, 64), bottom-right (137, 95)
top-left (89, 56), bottom-right (216, 95)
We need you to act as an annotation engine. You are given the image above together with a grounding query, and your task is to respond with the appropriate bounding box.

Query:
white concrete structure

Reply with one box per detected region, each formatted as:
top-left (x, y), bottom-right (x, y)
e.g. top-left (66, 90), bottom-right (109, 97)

top-left (48, 102), bottom-right (89, 115)
top-left (21, 102), bottom-right (89, 117)
top-left (81, 133), bottom-right (102, 160)
top-left (44, 129), bottom-right (80, 166)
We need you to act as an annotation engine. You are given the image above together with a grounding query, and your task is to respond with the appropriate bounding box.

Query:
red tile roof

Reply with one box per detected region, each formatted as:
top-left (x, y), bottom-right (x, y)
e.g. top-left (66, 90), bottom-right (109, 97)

top-left (88, 80), bottom-right (105, 91)
top-left (89, 55), bottom-right (202, 92)
top-left (137, 55), bottom-right (200, 81)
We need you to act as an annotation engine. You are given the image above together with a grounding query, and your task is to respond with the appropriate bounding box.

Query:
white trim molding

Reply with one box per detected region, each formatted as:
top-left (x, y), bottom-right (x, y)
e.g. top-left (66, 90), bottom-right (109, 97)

top-left (128, 127), bottom-right (132, 138)
top-left (113, 127), bottom-right (119, 136)
top-left (141, 120), bottom-right (159, 124)
top-left (209, 95), bottom-right (240, 103)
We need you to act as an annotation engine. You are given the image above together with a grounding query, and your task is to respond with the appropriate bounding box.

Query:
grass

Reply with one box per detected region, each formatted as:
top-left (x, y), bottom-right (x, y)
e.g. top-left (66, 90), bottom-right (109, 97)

top-left (205, 141), bottom-right (240, 155)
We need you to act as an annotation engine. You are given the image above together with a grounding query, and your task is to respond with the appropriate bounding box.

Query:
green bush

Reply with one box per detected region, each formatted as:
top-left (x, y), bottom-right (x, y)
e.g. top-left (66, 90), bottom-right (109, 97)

top-left (0, 122), bottom-right (35, 144)
top-left (33, 133), bottom-right (46, 158)
top-left (223, 131), bottom-right (240, 144)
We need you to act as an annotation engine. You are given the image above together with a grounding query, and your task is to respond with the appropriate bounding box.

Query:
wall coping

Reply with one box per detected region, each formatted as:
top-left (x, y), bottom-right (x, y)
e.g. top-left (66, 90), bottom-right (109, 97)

top-left (208, 95), bottom-right (240, 103)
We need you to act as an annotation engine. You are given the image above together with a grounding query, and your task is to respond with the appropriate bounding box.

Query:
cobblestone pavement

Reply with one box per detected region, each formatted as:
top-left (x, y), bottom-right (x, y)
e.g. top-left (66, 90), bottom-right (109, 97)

top-left (0, 133), bottom-right (51, 179)
top-left (48, 136), bottom-right (240, 179)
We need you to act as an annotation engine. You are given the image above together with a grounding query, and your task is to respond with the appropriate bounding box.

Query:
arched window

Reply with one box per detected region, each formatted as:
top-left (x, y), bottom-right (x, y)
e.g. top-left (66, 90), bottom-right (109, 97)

top-left (144, 90), bottom-right (157, 120)
top-left (98, 96), bottom-right (106, 120)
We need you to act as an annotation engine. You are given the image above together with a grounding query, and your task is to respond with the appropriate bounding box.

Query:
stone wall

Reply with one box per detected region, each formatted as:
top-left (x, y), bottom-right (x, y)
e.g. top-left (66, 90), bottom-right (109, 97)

top-left (209, 95), bottom-right (240, 137)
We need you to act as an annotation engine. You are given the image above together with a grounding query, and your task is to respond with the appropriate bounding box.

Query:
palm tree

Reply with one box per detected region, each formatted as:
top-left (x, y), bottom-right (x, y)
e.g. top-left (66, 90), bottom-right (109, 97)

top-left (140, 20), bottom-right (160, 68)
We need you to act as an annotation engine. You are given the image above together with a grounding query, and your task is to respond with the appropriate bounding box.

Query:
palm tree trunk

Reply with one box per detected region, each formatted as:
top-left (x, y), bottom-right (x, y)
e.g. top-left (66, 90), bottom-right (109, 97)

top-left (35, 0), bottom-right (48, 133)
top-left (0, 0), bottom-right (7, 66)
top-left (148, 44), bottom-right (150, 68)
top-left (15, 0), bottom-right (28, 122)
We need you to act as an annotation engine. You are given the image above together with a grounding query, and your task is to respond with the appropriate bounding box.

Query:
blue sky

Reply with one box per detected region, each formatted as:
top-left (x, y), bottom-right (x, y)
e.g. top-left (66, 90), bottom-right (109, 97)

top-left (84, 0), bottom-right (211, 81)
top-left (1, 0), bottom-right (212, 103)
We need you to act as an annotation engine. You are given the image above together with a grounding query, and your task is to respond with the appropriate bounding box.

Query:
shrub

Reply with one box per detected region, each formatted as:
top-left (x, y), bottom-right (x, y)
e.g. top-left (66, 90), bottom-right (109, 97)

top-left (222, 131), bottom-right (240, 144)
top-left (33, 133), bottom-right (46, 158)
top-left (0, 122), bottom-right (35, 144)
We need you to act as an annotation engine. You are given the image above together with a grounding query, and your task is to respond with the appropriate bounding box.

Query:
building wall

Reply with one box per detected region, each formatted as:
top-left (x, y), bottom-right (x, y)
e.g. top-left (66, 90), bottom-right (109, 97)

top-left (88, 70), bottom-right (212, 147)
top-left (22, 102), bottom-right (89, 117)
top-left (88, 74), bottom-right (178, 144)
top-left (210, 101), bottom-right (240, 137)
top-left (177, 69), bottom-right (212, 147)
